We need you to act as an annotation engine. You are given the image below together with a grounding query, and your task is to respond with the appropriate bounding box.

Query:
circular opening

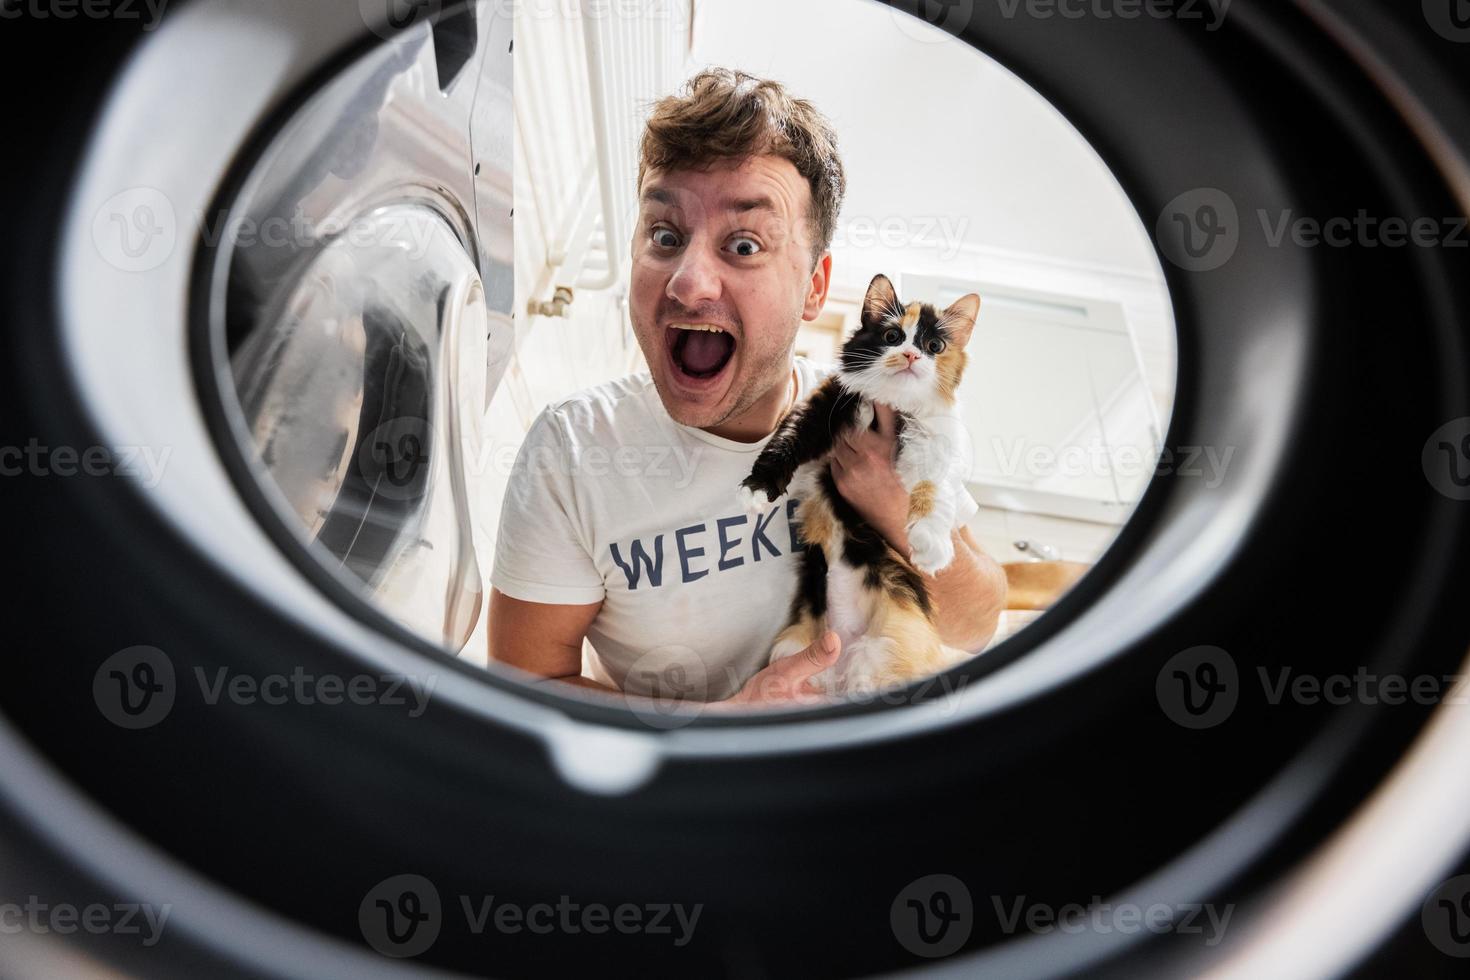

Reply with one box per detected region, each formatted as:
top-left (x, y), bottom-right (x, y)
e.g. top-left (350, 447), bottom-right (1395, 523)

top-left (199, 0), bottom-right (1180, 732)
top-left (27, 0), bottom-right (1470, 974)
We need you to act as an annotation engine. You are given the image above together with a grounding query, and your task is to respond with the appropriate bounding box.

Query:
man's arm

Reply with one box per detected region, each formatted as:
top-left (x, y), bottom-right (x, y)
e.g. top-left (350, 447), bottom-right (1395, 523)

top-left (893, 525), bottom-right (1008, 651)
top-left (489, 404), bottom-right (849, 704)
top-left (830, 404), bottom-right (1008, 652)
top-left (488, 588), bottom-right (616, 693)
top-left (489, 587), bottom-right (848, 705)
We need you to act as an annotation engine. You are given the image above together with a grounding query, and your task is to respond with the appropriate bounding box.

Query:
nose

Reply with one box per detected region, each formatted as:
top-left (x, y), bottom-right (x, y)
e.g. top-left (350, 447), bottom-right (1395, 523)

top-left (903, 350), bottom-right (921, 366)
top-left (666, 240), bottom-right (722, 310)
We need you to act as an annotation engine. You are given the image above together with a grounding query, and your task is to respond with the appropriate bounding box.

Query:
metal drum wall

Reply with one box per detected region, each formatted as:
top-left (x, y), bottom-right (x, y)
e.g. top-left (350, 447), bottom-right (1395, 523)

top-left (1, 1), bottom-right (1468, 977)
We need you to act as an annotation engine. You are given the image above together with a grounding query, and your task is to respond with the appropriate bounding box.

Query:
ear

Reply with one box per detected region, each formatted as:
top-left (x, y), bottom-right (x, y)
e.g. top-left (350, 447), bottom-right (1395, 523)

top-left (862, 274), bottom-right (900, 326)
top-left (940, 293), bottom-right (981, 349)
top-left (802, 252), bottom-right (833, 322)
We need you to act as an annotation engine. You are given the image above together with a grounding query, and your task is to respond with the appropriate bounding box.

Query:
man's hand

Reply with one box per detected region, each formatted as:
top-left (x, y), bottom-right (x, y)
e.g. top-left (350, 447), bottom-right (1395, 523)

top-left (718, 631), bottom-right (842, 708)
top-left (829, 403), bottom-right (1007, 652)
top-left (830, 402), bottom-right (912, 549)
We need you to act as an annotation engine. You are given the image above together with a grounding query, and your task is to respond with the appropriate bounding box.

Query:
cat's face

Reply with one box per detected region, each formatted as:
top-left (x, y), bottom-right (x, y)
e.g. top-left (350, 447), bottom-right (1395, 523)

top-left (838, 274), bottom-right (980, 413)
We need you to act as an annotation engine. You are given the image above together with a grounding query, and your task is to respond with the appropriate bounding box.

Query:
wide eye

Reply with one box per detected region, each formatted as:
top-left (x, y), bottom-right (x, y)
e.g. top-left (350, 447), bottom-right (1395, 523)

top-left (651, 227), bottom-right (681, 249)
top-left (726, 236), bottom-right (761, 257)
top-left (882, 328), bottom-right (903, 346)
top-left (926, 338), bottom-right (946, 355)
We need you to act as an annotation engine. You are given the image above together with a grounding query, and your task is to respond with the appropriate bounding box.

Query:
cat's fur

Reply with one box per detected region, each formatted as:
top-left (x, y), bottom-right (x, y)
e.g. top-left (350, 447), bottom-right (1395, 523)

top-left (738, 274), bottom-right (981, 695)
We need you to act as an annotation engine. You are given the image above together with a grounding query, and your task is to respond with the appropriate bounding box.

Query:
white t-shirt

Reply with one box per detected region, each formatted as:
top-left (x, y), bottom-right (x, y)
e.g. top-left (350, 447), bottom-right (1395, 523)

top-left (490, 356), bottom-right (979, 701)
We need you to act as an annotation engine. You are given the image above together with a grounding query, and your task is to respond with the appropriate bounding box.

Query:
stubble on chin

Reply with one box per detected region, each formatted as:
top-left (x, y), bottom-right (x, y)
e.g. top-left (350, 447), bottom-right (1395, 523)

top-left (726, 350), bottom-right (794, 425)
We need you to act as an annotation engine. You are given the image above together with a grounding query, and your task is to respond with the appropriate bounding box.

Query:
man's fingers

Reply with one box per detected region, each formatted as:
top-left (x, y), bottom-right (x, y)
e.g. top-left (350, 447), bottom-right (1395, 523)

top-left (803, 630), bottom-right (840, 668)
top-left (874, 402), bottom-right (897, 436)
top-left (770, 630), bottom-right (840, 679)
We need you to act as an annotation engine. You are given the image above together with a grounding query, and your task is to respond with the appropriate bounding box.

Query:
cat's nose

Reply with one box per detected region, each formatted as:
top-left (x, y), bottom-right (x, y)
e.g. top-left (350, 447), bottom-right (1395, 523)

top-left (903, 351), bottom-right (920, 365)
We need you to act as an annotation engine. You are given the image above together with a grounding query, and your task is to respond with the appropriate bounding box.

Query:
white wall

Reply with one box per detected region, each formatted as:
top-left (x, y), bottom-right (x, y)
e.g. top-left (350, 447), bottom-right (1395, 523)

top-left (472, 0), bottom-right (1182, 666)
top-left (687, 0), bottom-right (1175, 424)
top-left (691, 0), bottom-right (1161, 275)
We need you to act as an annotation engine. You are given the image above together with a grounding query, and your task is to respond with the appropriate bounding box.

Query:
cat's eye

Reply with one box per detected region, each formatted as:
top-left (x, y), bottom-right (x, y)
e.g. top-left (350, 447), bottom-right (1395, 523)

top-left (882, 328), bottom-right (904, 345)
top-left (925, 338), bottom-right (946, 355)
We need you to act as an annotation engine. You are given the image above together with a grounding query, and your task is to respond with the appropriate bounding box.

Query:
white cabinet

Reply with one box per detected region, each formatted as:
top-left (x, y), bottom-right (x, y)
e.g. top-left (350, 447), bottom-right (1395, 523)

top-left (903, 274), bottom-right (1165, 524)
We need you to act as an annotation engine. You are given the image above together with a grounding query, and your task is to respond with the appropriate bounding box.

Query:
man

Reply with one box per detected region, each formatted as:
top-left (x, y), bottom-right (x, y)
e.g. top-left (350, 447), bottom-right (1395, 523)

top-left (489, 68), bottom-right (1007, 707)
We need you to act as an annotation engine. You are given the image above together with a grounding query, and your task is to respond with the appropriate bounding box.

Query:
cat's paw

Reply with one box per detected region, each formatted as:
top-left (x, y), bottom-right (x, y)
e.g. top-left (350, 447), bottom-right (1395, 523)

top-left (737, 482), bottom-right (773, 520)
top-left (908, 522), bottom-right (955, 576)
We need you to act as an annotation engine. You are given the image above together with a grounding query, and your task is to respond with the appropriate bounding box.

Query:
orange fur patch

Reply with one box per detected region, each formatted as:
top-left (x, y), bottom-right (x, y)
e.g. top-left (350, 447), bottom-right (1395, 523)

top-left (934, 347), bottom-right (966, 404)
top-left (908, 480), bottom-right (937, 519)
top-left (900, 302), bottom-right (922, 330)
top-left (797, 494), bottom-right (837, 553)
top-left (868, 591), bottom-right (948, 687)
top-left (876, 548), bottom-right (931, 619)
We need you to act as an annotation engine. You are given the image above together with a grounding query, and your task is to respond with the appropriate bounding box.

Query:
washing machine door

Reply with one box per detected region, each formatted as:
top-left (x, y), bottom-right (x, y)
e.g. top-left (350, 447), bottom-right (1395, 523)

top-left (216, 8), bottom-right (507, 653)
top-left (3, 2), bottom-right (1470, 978)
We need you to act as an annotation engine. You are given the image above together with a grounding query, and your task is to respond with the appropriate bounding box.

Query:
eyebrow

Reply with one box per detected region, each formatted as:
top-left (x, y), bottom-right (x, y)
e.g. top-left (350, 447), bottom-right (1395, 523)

top-left (726, 196), bottom-right (778, 215)
top-left (638, 187), bottom-right (779, 216)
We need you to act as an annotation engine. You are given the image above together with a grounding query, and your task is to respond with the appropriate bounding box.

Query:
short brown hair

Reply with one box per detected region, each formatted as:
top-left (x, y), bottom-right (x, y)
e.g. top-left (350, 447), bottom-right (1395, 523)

top-left (637, 68), bottom-right (847, 263)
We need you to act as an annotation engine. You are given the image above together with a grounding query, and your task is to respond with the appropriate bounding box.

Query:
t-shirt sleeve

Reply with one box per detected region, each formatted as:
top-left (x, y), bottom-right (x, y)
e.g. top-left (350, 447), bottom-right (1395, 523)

top-left (490, 407), bottom-right (607, 605)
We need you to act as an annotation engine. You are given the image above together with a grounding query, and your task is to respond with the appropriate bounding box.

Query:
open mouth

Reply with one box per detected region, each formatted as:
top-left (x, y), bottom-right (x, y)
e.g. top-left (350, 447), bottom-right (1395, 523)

top-left (667, 324), bottom-right (736, 382)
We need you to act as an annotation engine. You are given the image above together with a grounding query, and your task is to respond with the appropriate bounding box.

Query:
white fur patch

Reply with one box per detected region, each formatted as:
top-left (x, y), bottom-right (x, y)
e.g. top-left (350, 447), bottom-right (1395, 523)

top-left (825, 558), bottom-right (871, 650)
top-left (736, 484), bottom-right (769, 521)
top-left (908, 520), bottom-right (955, 575)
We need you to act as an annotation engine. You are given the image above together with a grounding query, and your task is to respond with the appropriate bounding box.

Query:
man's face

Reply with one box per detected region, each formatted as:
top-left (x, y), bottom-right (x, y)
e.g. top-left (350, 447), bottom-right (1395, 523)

top-left (629, 155), bottom-right (831, 432)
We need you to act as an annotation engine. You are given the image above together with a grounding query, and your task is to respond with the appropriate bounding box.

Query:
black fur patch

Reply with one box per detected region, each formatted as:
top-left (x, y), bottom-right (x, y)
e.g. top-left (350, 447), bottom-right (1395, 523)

top-left (821, 466), bottom-right (932, 619)
top-left (789, 540), bottom-right (829, 623)
top-left (741, 376), bottom-right (862, 502)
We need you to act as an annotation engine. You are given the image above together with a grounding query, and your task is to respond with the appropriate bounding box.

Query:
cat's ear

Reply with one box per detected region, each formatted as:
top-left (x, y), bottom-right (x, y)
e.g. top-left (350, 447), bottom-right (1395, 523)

top-left (940, 293), bottom-right (981, 349)
top-left (862, 274), bottom-right (900, 326)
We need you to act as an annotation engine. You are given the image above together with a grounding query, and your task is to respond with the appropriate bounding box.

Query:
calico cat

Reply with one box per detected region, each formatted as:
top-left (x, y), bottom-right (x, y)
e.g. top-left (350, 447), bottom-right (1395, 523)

top-left (738, 274), bottom-right (981, 695)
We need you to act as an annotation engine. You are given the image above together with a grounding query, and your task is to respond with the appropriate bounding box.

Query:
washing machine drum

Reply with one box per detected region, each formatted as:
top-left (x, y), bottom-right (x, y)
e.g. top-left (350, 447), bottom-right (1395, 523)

top-left (2, 2), bottom-right (1470, 978)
